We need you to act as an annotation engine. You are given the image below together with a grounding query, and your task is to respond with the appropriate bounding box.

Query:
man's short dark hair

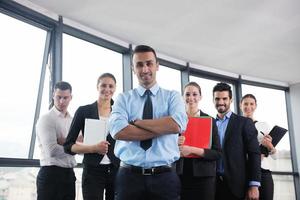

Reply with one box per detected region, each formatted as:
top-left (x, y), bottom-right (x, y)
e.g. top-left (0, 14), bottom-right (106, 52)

top-left (54, 81), bottom-right (72, 93)
top-left (132, 45), bottom-right (158, 62)
top-left (213, 82), bottom-right (232, 99)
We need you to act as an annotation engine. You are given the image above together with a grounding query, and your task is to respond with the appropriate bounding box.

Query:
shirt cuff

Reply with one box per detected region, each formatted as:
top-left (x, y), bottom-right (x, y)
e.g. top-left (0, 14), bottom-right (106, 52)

top-left (249, 181), bottom-right (261, 187)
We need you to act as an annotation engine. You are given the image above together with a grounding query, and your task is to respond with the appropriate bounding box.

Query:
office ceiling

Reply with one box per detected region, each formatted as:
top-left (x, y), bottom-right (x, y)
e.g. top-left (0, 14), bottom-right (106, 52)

top-left (19, 0), bottom-right (300, 85)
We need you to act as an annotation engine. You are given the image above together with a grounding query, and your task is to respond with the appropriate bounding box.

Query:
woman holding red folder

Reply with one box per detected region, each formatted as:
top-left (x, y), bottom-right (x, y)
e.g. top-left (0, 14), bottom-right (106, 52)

top-left (176, 82), bottom-right (222, 200)
top-left (240, 94), bottom-right (277, 200)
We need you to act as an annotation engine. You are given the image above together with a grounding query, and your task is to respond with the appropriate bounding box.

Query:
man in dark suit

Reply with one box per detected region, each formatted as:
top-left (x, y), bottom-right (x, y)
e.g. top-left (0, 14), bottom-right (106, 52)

top-left (213, 82), bottom-right (261, 200)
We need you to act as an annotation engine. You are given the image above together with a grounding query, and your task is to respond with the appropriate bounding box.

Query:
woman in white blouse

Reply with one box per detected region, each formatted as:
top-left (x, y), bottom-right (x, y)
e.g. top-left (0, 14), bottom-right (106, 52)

top-left (240, 94), bottom-right (277, 200)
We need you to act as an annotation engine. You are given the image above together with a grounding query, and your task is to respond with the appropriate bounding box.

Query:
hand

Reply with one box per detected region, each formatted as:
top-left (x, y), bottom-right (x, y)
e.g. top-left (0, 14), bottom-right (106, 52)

top-left (178, 136), bottom-right (185, 146)
top-left (94, 141), bottom-right (110, 155)
top-left (264, 134), bottom-right (272, 142)
top-left (179, 145), bottom-right (192, 157)
top-left (264, 134), bottom-right (272, 143)
top-left (261, 135), bottom-right (273, 150)
top-left (57, 137), bottom-right (66, 145)
top-left (246, 186), bottom-right (259, 200)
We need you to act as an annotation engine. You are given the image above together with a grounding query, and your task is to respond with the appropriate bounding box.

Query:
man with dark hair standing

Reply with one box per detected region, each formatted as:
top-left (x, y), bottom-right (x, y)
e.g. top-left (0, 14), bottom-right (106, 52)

top-left (36, 81), bottom-right (76, 200)
top-left (109, 45), bottom-right (188, 200)
top-left (213, 82), bottom-right (261, 200)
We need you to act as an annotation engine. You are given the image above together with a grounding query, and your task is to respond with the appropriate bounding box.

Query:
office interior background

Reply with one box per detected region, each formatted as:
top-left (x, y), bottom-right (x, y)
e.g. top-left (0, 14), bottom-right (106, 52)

top-left (0, 0), bottom-right (300, 199)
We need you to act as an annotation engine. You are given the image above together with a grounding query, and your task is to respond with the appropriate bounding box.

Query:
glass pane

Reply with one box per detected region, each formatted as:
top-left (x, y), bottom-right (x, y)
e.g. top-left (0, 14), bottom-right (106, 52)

top-left (33, 66), bottom-right (51, 160)
top-left (273, 174), bottom-right (296, 200)
top-left (132, 65), bottom-right (182, 93)
top-left (0, 167), bottom-right (84, 200)
top-left (0, 13), bottom-right (47, 158)
top-left (189, 76), bottom-right (235, 117)
top-left (62, 33), bottom-right (123, 115)
top-left (242, 84), bottom-right (292, 172)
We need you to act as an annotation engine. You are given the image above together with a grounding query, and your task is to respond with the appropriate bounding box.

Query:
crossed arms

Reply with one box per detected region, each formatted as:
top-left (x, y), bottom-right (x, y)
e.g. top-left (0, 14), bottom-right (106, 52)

top-left (114, 117), bottom-right (181, 141)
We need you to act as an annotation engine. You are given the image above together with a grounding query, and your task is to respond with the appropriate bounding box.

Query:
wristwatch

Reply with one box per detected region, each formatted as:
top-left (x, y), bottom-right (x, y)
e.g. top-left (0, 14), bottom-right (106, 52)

top-left (129, 120), bottom-right (136, 125)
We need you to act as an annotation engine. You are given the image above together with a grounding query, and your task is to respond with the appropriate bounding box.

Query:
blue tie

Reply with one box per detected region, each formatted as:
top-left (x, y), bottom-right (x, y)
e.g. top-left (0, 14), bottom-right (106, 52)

top-left (140, 90), bottom-right (153, 150)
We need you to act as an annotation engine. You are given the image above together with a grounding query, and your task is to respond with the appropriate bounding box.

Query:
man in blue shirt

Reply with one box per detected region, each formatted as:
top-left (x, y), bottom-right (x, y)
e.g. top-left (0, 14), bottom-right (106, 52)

top-left (109, 45), bottom-right (187, 200)
top-left (213, 82), bottom-right (261, 200)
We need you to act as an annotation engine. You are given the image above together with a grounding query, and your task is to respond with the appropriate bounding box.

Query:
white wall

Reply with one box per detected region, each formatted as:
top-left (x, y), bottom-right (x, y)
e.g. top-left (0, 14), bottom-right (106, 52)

top-left (290, 83), bottom-right (300, 170)
top-left (289, 82), bottom-right (300, 199)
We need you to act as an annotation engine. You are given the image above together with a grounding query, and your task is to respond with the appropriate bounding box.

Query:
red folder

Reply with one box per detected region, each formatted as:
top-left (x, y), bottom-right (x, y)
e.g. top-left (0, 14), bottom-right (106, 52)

top-left (183, 117), bottom-right (213, 158)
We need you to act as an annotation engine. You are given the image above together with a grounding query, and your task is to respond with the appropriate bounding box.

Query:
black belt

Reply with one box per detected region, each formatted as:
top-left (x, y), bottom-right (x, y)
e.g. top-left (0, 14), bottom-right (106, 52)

top-left (41, 165), bottom-right (73, 171)
top-left (120, 163), bottom-right (172, 175)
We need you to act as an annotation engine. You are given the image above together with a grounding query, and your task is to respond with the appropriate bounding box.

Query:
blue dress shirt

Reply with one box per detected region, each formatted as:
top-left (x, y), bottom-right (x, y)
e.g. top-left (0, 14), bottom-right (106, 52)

top-left (109, 83), bottom-right (188, 168)
top-left (216, 111), bottom-right (232, 174)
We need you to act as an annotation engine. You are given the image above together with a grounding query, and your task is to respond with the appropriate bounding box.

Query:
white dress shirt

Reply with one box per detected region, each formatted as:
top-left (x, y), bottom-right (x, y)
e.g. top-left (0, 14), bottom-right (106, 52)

top-left (36, 106), bottom-right (76, 168)
top-left (255, 121), bottom-right (278, 170)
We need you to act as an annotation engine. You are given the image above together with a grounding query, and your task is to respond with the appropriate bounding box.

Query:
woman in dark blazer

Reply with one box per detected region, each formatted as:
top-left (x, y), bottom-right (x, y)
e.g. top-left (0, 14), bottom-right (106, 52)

top-left (177, 82), bottom-right (222, 200)
top-left (240, 94), bottom-right (276, 200)
top-left (64, 73), bottom-right (120, 200)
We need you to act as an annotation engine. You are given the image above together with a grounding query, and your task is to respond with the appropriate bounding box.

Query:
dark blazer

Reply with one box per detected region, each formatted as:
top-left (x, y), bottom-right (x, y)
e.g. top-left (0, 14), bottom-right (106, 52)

top-left (176, 110), bottom-right (222, 177)
top-left (64, 101), bottom-right (120, 167)
top-left (222, 112), bottom-right (261, 198)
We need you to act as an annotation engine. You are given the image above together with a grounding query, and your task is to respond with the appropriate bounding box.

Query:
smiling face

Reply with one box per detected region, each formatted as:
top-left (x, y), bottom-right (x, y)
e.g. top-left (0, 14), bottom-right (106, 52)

top-left (213, 91), bottom-right (232, 116)
top-left (184, 85), bottom-right (202, 109)
top-left (97, 77), bottom-right (116, 101)
top-left (132, 51), bottom-right (159, 89)
top-left (240, 97), bottom-right (257, 119)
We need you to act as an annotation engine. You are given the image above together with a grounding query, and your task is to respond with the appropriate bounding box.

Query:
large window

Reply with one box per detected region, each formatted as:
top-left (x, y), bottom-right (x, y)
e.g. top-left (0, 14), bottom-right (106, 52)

top-left (242, 84), bottom-right (291, 171)
top-left (33, 66), bottom-right (51, 160)
top-left (62, 33), bottom-right (123, 115)
top-left (0, 13), bottom-right (48, 158)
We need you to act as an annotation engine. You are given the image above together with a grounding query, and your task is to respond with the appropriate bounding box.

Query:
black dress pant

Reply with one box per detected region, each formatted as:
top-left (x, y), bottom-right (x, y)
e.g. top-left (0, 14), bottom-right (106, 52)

top-left (215, 175), bottom-right (244, 200)
top-left (115, 166), bottom-right (181, 200)
top-left (37, 165), bottom-right (76, 200)
top-left (179, 175), bottom-right (215, 200)
top-left (82, 164), bottom-right (117, 200)
top-left (259, 169), bottom-right (274, 200)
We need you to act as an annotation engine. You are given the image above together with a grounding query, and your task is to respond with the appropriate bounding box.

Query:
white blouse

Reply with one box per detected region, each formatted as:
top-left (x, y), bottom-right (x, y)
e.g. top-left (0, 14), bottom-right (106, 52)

top-left (255, 121), bottom-right (278, 170)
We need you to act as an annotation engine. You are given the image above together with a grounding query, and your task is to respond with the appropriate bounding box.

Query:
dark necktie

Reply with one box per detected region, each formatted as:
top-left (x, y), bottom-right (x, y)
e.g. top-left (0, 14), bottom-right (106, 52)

top-left (140, 89), bottom-right (153, 150)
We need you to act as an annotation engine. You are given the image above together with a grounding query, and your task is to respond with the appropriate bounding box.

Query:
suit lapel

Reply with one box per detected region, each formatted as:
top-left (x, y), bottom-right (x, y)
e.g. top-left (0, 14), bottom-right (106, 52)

top-left (223, 113), bottom-right (236, 146)
top-left (91, 101), bottom-right (99, 119)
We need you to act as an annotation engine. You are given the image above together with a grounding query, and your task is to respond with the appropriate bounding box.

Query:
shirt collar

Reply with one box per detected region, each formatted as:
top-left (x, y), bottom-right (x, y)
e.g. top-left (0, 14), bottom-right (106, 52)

top-left (216, 110), bottom-right (232, 121)
top-left (136, 83), bottom-right (159, 97)
top-left (52, 106), bottom-right (70, 118)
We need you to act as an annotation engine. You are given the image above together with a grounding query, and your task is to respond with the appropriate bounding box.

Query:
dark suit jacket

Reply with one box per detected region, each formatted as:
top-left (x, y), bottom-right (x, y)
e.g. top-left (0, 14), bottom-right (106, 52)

top-left (176, 110), bottom-right (222, 177)
top-left (64, 101), bottom-right (120, 167)
top-left (221, 112), bottom-right (261, 198)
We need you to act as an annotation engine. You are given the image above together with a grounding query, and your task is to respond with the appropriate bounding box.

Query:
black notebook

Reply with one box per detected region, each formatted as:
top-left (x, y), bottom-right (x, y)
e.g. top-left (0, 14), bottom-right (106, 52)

top-left (260, 125), bottom-right (288, 156)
